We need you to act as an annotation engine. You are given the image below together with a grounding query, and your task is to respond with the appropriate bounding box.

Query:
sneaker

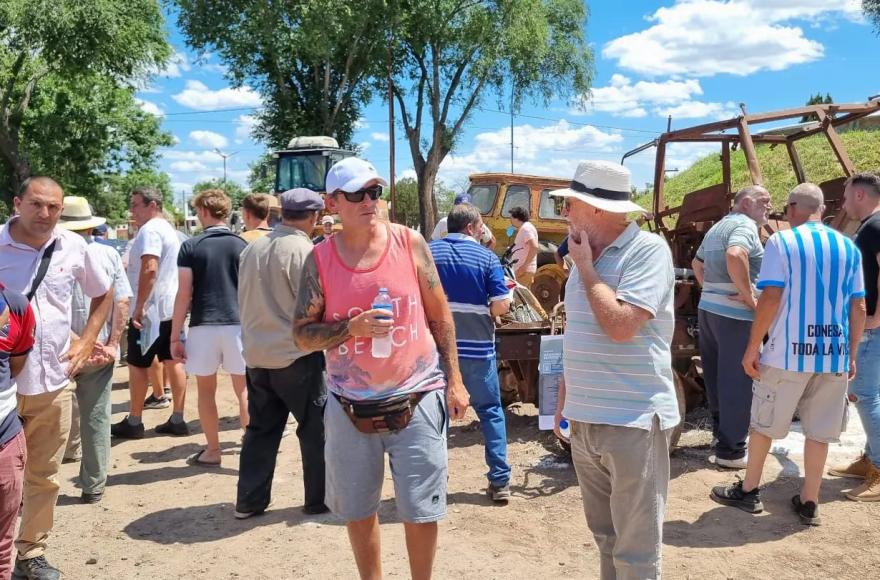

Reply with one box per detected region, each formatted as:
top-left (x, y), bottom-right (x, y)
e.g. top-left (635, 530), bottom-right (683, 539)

top-left (710, 479), bottom-right (763, 513)
top-left (110, 416), bottom-right (145, 440)
top-left (845, 464), bottom-right (880, 502)
top-left (81, 491), bottom-right (103, 504)
top-left (709, 454), bottom-right (748, 470)
top-left (155, 417), bottom-right (190, 436)
top-left (143, 394), bottom-right (171, 409)
top-left (791, 494), bottom-right (821, 525)
top-left (233, 508), bottom-right (265, 520)
top-left (302, 503), bottom-right (330, 515)
top-left (12, 555), bottom-right (61, 580)
top-left (487, 483), bottom-right (511, 503)
top-left (164, 386), bottom-right (172, 398)
top-left (829, 454), bottom-right (871, 479)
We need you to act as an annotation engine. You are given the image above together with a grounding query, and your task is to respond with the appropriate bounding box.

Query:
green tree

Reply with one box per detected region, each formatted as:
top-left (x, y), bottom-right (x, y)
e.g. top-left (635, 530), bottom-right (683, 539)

top-left (248, 152), bottom-right (276, 193)
top-left (0, 0), bottom-right (171, 199)
top-left (800, 92), bottom-right (834, 122)
top-left (390, 0), bottom-right (593, 233)
top-left (385, 176), bottom-right (454, 229)
top-left (866, 0), bottom-right (880, 32)
top-left (172, 0), bottom-right (386, 149)
top-left (99, 170), bottom-right (174, 225)
top-left (193, 178), bottom-right (248, 208)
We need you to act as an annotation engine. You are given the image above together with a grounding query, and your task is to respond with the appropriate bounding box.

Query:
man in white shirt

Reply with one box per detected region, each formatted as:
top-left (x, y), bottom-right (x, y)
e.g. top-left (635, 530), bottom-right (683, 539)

top-left (0, 177), bottom-right (113, 580)
top-left (431, 193), bottom-right (496, 250)
top-left (112, 186), bottom-right (188, 439)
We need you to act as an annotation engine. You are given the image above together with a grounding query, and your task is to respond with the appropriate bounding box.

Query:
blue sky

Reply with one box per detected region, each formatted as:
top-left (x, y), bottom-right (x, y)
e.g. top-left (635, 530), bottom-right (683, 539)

top-left (138, 0), bottom-right (880, 204)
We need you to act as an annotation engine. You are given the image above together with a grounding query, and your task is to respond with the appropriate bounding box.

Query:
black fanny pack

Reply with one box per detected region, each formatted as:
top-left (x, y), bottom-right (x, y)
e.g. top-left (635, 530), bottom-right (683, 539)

top-left (334, 392), bottom-right (426, 434)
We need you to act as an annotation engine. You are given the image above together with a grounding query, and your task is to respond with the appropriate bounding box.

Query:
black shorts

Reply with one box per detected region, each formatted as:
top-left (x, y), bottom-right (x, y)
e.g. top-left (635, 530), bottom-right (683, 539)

top-left (126, 319), bottom-right (173, 368)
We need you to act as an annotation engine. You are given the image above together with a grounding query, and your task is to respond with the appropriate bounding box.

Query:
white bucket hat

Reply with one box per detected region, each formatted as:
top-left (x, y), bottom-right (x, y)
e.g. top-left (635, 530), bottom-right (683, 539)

top-left (58, 196), bottom-right (107, 231)
top-left (549, 160), bottom-right (644, 214)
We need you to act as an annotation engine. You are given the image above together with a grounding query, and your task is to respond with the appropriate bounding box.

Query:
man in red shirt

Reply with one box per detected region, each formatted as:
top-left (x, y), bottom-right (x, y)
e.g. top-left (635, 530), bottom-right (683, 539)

top-left (0, 284), bottom-right (37, 578)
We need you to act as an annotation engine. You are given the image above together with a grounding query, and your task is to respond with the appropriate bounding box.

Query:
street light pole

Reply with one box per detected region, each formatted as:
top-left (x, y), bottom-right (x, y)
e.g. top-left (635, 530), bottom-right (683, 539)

top-left (213, 148), bottom-right (239, 184)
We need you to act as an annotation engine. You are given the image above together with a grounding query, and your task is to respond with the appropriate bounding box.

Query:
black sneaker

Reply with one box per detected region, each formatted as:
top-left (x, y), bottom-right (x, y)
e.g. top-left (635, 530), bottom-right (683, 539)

top-left (81, 491), bottom-right (103, 504)
top-left (12, 555), bottom-right (60, 580)
top-left (143, 394), bottom-right (171, 409)
top-left (164, 386), bottom-right (172, 398)
top-left (155, 417), bottom-right (190, 436)
top-left (110, 416), bottom-right (145, 440)
top-left (487, 483), bottom-right (511, 503)
top-left (710, 479), bottom-right (763, 513)
top-left (791, 494), bottom-right (821, 526)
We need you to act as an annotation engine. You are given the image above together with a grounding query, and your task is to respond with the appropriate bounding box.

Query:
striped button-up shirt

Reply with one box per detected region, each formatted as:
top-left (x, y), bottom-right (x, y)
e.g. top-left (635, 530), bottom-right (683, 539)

top-left (562, 222), bottom-right (680, 431)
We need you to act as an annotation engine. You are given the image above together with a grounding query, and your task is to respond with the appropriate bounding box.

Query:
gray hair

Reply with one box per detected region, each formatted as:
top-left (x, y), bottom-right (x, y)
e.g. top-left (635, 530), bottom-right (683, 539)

top-left (131, 185), bottom-right (163, 208)
top-left (846, 172), bottom-right (880, 197)
top-left (447, 203), bottom-right (482, 234)
top-left (733, 185), bottom-right (769, 206)
top-left (789, 182), bottom-right (824, 212)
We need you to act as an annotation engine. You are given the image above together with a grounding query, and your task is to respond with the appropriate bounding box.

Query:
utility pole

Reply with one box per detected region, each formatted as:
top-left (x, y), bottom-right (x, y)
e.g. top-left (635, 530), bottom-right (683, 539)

top-left (213, 148), bottom-right (239, 184)
top-left (388, 25), bottom-right (396, 223)
top-left (510, 90), bottom-right (514, 173)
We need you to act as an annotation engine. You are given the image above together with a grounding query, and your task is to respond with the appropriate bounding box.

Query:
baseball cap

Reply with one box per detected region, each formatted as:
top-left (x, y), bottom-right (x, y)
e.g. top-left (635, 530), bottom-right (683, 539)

top-left (325, 157), bottom-right (388, 194)
top-left (453, 193), bottom-right (472, 205)
top-left (279, 188), bottom-right (325, 212)
top-left (321, 215), bottom-right (335, 225)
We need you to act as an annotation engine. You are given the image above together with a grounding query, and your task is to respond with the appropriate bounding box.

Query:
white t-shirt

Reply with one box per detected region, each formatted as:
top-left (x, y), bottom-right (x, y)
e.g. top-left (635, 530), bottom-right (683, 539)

top-left (512, 222), bottom-right (539, 273)
top-left (755, 222), bottom-right (865, 374)
top-left (126, 218), bottom-right (181, 321)
top-left (431, 217), bottom-right (493, 244)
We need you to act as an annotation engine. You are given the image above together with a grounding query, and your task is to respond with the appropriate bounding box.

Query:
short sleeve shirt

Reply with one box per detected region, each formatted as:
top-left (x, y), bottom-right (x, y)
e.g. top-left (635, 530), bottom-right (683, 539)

top-left (431, 217), bottom-right (493, 244)
top-left (694, 213), bottom-right (764, 321)
top-left (854, 212), bottom-right (880, 316)
top-left (512, 222), bottom-right (539, 273)
top-left (0, 285), bottom-right (35, 445)
top-left (756, 222), bottom-right (865, 373)
top-left (562, 222), bottom-right (680, 431)
top-left (177, 226), bottom-right (247, 326)
top-left (126, 218), bottom-right (181, 321)
top-left (72, 240), bottom-right (133, 342)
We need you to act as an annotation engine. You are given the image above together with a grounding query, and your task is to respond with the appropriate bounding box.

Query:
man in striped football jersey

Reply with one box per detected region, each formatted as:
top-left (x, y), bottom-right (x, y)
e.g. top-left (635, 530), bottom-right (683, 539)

top-left (711, 183), bottom-right (866, 526)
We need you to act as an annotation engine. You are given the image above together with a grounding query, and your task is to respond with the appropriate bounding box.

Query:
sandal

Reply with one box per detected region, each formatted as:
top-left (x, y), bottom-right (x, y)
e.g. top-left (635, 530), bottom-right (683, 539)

top-left (186, 449), bottom-right (221, 467)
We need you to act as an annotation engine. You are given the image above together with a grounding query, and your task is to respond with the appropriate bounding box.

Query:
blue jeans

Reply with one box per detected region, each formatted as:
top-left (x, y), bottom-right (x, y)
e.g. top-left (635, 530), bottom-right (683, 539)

top-left (850, 329), bottom-right (880, 467)
top-left (459, 357), bottom-right (511, 486)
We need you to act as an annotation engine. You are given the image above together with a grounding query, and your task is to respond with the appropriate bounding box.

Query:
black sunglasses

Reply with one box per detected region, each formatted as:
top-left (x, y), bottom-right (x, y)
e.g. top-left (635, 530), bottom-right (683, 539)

top-left (338, 185), bottom-right (383, 203)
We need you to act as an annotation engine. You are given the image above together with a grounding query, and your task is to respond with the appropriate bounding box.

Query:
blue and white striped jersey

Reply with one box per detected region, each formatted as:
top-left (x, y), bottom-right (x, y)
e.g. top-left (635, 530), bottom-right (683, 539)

top-left (756, 222), bottom-right (865, 374)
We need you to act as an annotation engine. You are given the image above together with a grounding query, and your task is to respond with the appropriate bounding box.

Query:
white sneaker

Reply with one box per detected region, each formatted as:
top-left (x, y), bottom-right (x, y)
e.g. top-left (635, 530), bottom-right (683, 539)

top-left (709, 455), bottom-right (748, 469)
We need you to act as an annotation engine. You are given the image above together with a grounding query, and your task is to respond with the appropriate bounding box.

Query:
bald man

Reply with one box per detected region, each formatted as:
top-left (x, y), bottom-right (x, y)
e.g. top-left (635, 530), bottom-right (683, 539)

top-left (0, 177), bottom-right (113, 579)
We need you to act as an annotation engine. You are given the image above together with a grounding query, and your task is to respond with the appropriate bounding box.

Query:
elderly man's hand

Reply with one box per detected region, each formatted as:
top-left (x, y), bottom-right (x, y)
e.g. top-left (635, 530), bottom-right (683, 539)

top-left (567, 226), bottom-right (593, 267)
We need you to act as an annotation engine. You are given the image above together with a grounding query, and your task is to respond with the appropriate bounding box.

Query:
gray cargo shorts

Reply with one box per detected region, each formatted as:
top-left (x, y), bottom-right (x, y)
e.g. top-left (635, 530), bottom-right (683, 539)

top-left (324, 388), bottom-right (448, 523)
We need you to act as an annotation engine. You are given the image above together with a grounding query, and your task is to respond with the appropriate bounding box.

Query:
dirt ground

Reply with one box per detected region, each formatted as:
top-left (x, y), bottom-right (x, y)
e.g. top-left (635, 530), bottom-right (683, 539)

top-left (46, 366), bottom-right (880, 579)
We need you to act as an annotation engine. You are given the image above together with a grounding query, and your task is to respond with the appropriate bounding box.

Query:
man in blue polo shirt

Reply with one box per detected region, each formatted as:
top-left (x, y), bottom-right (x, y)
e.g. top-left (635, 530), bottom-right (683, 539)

top-left (711, 183), bottom-right (866, 526)
top-left (430, 204), bottom-right (512, 501)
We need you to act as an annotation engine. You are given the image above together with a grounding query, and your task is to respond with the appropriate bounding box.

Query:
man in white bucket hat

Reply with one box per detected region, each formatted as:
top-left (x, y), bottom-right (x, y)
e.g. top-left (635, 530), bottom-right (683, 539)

top-left (551, 160), bottom-right (679, 580)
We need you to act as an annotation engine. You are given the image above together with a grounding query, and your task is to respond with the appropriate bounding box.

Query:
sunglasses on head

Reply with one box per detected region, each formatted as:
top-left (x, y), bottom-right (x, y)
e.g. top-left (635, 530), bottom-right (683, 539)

top-left (337, 185), bottom-right (383, 203)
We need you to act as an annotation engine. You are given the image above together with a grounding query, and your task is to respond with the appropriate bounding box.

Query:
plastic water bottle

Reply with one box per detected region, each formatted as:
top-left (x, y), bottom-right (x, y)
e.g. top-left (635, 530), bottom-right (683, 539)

top-left (371, 288), bottom-right (393, 358)
top-left (558, 418), bottom-right (571, 439)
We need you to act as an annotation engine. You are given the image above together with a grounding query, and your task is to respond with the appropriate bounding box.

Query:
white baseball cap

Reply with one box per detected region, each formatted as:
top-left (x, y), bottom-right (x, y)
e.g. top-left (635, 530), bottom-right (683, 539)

top-left (321, 215), bottom-right (335, 225)
top-left (325, 157), bottom-right (388, 194)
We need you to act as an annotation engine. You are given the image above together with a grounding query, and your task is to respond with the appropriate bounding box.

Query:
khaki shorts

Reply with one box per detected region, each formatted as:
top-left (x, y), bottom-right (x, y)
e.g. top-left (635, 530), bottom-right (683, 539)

top-left (750, 364), bottom-right (849, 443)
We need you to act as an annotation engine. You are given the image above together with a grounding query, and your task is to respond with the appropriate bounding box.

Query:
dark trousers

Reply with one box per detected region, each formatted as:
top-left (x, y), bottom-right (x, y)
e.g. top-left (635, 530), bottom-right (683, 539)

top-left (236, 352), bottom-right (327, 512)
top-left (698, 309), bottom-right (753, 461)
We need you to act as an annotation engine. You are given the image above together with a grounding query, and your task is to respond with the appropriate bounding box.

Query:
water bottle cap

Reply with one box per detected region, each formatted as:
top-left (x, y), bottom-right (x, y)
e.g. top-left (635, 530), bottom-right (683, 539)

top-left (559, 419), bottom-right (569, 428)
top-left (379, 287), bottom-right (388, 293)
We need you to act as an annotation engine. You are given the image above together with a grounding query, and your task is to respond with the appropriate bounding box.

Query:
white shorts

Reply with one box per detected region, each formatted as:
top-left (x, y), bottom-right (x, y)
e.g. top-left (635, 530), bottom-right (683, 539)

top-left (185, 325), bottom-right (246, 376)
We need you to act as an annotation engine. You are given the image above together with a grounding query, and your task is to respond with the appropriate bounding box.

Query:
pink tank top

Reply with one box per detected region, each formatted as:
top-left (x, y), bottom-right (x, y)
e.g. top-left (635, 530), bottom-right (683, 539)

top-left (313, 223), bottom-right (445, 401)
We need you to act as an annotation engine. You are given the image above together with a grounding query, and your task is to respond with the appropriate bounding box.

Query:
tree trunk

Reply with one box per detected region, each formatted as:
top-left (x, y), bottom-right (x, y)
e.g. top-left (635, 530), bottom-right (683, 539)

top-left (416, 161), bottom-right (439, 235)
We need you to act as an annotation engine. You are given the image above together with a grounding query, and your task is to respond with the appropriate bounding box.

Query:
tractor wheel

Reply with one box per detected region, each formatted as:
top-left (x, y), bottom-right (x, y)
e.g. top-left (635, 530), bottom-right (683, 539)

top-left (670, 371), bottom-right (688, 449)
top-left (532, 264), bottom-right (568, 313)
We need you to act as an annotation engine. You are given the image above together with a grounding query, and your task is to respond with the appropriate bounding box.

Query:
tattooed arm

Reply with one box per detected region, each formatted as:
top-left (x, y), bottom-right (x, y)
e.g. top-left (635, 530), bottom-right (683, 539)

top-left (293, 252), bottom-right (391, 352)
top-left (411, 230), bottom-right (470, 419)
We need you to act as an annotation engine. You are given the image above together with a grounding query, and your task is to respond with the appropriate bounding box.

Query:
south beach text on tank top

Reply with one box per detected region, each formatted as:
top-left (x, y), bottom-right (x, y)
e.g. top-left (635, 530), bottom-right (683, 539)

top-left (313, 223), bottom-right (445, 401)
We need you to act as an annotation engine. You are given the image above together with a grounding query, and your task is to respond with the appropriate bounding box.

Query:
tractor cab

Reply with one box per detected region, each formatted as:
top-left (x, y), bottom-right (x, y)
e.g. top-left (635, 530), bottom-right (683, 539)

top-left (273, 136), bottom-right (355, 194)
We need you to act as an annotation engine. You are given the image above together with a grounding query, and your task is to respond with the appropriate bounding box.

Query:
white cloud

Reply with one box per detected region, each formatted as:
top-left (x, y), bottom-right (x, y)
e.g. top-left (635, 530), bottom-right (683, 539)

top-left (161, 50), bottom-right (192, 78)
top-left (170, 182), bottom-right (194, 193)
top-left (359, 142), bottom-right (372, 151)
top-left (135, 98), bottom-right (164, 117)
top-left (189, 130), bottom-right (229, 149)
top-left (655, 100), bottom-right (739, 120)
top-left (162, 150), bottom-right (224, 164)
top-left (235, 115), bottom-right (258, 142)
top-left (438, 121), bottom-right (624, 185)
top-left (398, 168), bottom-right (418, 181)
top-left (576, 74), bottom-right (702, 117)
top-left (172, 80), bottom-right (263, 111)
top-left (371, 132), bottom-right (390, 142)
top-left (354, 117), bottom-right (369, 130)
top-left (602, 0), bottom-right (861, 77)
top-left (169, 161), bottom-right (210, 173)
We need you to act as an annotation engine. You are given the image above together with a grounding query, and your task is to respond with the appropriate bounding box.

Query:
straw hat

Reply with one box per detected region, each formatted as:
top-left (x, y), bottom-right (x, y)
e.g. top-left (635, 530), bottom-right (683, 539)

top-left (58, 196), bottom-right (107, 231)
top-left (549, 160), bottom-right (644, 214)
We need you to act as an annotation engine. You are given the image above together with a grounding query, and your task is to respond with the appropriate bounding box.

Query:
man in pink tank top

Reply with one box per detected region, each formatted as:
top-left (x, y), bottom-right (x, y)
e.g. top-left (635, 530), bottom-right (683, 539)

top-left (294, 157), bottom-right (469, 579)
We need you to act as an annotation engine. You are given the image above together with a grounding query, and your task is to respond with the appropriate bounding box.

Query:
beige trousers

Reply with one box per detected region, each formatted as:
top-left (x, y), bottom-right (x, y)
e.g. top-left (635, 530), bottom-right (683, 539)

top-left (15, 385), bottom-right (73, 560)
top-left (570, 416), bottom-right (673, 580)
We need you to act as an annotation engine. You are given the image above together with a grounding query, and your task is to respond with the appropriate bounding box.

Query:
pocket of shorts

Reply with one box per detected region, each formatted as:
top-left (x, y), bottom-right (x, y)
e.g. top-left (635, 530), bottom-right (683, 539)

top-left (751, 382), bottom-right (776, 429)
top-left (436, 391), bottom-right (447, 437)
